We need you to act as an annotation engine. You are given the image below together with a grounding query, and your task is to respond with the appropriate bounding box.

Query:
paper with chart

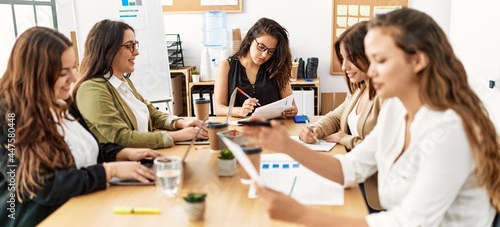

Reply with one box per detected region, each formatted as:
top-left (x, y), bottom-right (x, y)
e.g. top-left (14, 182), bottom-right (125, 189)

top-left (248, 153), bottom-right (344, 205)
top-left (252, 94), bottom-right (294, 120)
top-left (290, 136), bottom-right (337, 152)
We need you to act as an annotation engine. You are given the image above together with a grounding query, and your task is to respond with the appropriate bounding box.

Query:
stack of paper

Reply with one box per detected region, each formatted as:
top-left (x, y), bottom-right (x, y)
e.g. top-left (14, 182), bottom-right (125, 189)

top-left (249, 153), bottom-right (344, 205)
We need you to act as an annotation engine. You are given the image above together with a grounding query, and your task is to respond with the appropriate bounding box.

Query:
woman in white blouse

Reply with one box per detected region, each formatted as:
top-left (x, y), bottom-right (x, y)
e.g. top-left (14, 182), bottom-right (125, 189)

top-left (243, 8), bottom-right (499, 227)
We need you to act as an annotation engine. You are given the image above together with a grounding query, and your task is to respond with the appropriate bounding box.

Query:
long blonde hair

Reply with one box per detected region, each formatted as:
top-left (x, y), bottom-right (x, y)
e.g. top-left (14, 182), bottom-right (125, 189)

top-left (0, 27), bottom-right (75, 201)
top-left (369, 8), bottom-right (500, 210)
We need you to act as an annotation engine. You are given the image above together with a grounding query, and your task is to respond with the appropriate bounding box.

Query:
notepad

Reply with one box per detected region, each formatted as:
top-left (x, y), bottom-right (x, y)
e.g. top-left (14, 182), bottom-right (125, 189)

top-left (248, 153), bottom-right (344, 205)
top-left (290, 136), bottom-right (337, 152)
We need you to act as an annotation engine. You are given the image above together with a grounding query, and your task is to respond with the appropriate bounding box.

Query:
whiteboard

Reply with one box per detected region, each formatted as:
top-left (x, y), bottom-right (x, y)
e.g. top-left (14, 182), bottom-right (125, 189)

top-left (72, 0), bottom-right (172, 103)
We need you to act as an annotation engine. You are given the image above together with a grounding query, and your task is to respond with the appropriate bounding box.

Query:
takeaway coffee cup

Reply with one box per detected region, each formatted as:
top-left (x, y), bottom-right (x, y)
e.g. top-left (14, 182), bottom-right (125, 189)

top-left (194, 98), bottom-right (210, 121)
top-left (206, 122), bottom-right (229, 152)
top-left (238, 146), bottom-right (262, 185)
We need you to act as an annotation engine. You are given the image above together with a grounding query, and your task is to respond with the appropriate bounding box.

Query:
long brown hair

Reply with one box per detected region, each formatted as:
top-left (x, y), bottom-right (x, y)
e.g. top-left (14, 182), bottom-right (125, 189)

top-left (232, 17), bottom-right (292, 91)
top-left (334, 21), bottom-right (376, 99)
top-left (0, 27), bottom-right (75, 201)
top-left (72, 19), bottom-right (134, 97)
top-left (369, 8), bottom-right (500, 210)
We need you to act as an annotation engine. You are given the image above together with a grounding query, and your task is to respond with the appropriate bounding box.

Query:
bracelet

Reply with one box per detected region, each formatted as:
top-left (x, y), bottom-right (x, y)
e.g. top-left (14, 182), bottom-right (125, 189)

top-left (102, 162), bottom-right (112, 181)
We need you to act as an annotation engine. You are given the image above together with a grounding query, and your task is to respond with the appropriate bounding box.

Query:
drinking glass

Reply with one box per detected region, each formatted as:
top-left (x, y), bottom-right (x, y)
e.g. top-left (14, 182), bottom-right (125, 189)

top-left (154, 156), bottom-right (182, 197)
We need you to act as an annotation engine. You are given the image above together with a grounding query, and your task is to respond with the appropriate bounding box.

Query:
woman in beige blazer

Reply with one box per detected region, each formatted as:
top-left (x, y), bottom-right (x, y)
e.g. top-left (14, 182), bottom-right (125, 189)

top-left (74, 20), bottom-right (208, 149)
top-left (299, 21), bottom-right (384, 212)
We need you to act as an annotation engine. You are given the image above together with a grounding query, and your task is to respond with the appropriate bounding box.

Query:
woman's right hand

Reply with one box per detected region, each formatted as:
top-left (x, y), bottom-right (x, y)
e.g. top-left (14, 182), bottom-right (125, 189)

top-left (238, 98), bottom-right (259, 117)
top-left (299, 125), bottom-right (321, 144)
top-left (106, 161), bottom-right (155, 184)
top-left (170, 127), bottom-right (209, 142)
top-left (255, 183), bottom-right (306, 223)
top-left (242, 117), bottom-right (291, 153)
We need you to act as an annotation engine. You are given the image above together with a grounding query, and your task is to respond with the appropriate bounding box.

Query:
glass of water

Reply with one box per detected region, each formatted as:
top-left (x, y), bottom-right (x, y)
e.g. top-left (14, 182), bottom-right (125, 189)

top-left (154, 156), bottom-right (182, 198)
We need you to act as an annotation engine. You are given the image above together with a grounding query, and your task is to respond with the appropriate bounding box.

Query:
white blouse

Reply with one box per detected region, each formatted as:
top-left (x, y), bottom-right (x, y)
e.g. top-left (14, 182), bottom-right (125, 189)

top-left (347, 98), bottom-right (360, 137)
top-left (54, 109), bottom-right (99, 169)
top-left (335, 98), bottom-right (496, 227)
top-left (108, 74), bottom-right (149, 132)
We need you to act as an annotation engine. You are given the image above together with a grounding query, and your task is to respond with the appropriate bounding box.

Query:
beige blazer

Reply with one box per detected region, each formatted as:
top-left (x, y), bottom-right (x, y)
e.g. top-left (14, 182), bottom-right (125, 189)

top-left (76, 77), bottom-right (180, 149)
top-left (313, 86), bottom-right (385, 210)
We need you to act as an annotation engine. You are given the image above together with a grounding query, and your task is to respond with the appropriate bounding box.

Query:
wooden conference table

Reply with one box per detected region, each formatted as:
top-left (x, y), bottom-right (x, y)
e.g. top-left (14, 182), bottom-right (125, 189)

top-left (39, 117), bottom-right (368, 227)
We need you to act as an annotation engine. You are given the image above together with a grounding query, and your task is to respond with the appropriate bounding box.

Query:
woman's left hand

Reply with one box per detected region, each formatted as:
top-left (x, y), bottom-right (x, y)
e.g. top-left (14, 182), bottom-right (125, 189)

top-left (281, 105), bottom-right (298, 118)
top-left (116, 148), bottom-right (163, 161)
top-left (322, 131), bottom-right (348, 143)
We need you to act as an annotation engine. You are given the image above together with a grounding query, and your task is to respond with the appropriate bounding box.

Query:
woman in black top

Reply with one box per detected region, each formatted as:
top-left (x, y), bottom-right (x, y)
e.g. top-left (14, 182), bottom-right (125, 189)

top-left (0, 27), bottom-right (159, 227)
top-left (214, 18), bottom-right (298, 117)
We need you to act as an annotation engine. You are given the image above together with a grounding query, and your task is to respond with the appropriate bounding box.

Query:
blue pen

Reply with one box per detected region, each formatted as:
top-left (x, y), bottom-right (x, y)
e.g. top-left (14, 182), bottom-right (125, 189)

top-left (304, 115), bottom-right (320, 144)
top-left (285, 100), bottom-right (288, 106)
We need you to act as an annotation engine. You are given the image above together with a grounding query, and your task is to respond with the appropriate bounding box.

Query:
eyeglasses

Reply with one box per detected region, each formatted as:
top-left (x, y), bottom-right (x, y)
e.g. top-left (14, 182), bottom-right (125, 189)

top-left (121, 41), bottom-right (139, 53)
top-left (254, 39), bottom-right (276, 55)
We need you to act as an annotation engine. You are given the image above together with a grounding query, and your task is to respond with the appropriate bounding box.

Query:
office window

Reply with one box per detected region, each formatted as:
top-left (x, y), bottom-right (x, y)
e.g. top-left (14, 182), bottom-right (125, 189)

top-left (0, 0), bottom-right (58, 76)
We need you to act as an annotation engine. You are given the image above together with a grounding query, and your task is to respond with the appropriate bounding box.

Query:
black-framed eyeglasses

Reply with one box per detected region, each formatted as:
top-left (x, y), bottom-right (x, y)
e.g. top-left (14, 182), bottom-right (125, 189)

top-left (121, 41), bottom-right (139, 53)
top-left (254, 39), bottom-right (276, 55)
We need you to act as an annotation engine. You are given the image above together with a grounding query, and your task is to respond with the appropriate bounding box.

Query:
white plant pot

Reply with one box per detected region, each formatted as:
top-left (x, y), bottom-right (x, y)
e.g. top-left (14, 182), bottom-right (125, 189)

top-left (183, 201), bottom-right (205, 221)
top-left (217, 159), bottom-right (236, 176)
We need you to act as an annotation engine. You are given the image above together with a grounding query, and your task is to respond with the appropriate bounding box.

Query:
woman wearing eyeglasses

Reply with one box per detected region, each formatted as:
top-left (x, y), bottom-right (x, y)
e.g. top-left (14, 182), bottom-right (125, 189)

top-left (74, 20), bottom-right (208, 149)
top-left (214, 17), bottom-right (298, 118)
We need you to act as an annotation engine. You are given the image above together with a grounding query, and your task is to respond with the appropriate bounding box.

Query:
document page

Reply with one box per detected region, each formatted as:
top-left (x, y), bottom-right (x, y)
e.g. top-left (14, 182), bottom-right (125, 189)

top-left (252, 95), bottom-right (294, 120)
top-left (290, 136), bottom-right (337, 152)
top-left (249, 153), bottom-right (344, 205)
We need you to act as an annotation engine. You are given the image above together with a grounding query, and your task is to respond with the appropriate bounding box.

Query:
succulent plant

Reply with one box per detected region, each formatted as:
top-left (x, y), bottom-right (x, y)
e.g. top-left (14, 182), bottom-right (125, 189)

top-left (218, 149), bottom-right (235, 160)
top-left (183, 193), bottom-right (206, 203)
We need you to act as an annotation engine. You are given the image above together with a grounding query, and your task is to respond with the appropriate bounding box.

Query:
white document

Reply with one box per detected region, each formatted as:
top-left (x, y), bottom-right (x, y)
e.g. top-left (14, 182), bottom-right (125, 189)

top-left (252, 94), bottom-right (294, 120)
top-left (219, 136), bottom-right (263, 185)
top-left (290, 136), bottom-right (337, 152)
top-left (249, 153), bottom-right (344, 205)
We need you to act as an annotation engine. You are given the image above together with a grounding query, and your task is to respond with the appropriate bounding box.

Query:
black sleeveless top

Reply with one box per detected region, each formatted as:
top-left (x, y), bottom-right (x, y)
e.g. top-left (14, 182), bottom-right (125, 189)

top-left (227, 57), bottom-right (281, 115)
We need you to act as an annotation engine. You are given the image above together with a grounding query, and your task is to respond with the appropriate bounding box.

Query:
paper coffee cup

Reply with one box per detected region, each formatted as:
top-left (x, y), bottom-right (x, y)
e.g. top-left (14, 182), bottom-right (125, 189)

top-left (194, 98), bottom-right (210, 121)
top-left (206, 122), bottom-right (229, 152)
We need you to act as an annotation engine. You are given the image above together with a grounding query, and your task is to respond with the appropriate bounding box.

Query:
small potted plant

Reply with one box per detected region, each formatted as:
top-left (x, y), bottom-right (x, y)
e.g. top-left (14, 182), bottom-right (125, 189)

top-left (191, 70), bottom-right (200, 83)
top-left (183, 192), bottom-right (206, 221)
top-left (217, 149), bottom-right (236, 176)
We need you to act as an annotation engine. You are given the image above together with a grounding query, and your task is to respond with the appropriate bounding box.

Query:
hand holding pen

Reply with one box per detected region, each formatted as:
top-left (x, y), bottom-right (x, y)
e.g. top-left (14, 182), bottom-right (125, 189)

top-left (300, 118), bottom-right (320, 144)
top-left (237, 87), bottom-right (261, 106)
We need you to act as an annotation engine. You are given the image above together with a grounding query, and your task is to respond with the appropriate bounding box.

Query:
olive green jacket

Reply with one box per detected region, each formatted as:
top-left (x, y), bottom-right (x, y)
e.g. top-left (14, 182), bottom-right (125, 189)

top-left (76, 77), bottom-right (179, 149)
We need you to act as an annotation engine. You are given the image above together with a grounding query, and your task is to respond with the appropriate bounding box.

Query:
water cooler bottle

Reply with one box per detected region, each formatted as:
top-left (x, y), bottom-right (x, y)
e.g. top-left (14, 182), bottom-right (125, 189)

top-left (200, 11), bottom-right (229, 81)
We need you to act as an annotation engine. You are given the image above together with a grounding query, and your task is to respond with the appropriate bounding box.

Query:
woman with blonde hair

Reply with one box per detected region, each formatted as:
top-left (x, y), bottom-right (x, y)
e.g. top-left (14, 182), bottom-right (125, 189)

top-left (244, 8), bottom-right (499, 226)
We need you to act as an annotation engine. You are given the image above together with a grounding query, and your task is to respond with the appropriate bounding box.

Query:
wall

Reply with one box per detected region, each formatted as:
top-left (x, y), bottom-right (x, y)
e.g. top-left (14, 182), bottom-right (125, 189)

top-left (163, 0), bottom-right (451, 93)
top-left (449, 0), bottom-right (500, 130)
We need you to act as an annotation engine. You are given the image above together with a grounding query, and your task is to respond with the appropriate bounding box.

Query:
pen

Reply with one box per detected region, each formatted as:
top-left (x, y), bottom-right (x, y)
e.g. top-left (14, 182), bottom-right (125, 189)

top-left (195, 146), bottom-right (210, 150)
top-left (304, 115), bottom-right (320, 144)
top-left (236, 87), bottom-right (261, 106)
top-left (289, 176), bottom-right (297, 196)
top-left (113, 206), bottom-right (161, 214)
